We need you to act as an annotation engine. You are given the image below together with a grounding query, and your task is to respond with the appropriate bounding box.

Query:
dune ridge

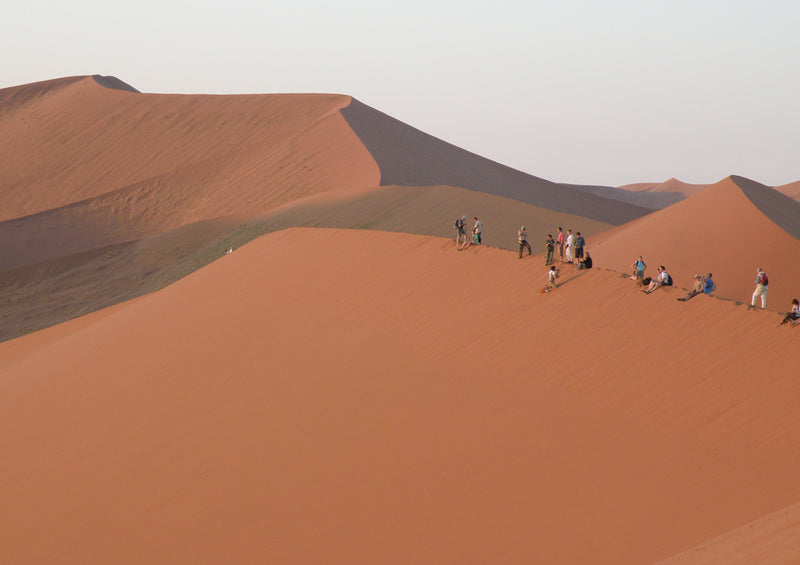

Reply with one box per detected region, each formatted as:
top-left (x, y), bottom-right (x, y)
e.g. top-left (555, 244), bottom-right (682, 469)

top-left (591, 176), bottom-right (800, 309)
top-left (340, 99), bottom-right (651, 225)
top-left (1, 228), bottom-right (799, 564)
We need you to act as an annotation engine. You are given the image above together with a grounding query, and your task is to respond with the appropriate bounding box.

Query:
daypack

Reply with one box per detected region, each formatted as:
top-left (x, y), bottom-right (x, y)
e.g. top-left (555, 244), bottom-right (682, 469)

top-left (761, 273), bottom-right (769, 286)
top-left (453, 219), bottom-right (460, 230)
top-left (706, 279), bottom-right (716, 292)
top-left (663, 274), bottom-right (673, 286)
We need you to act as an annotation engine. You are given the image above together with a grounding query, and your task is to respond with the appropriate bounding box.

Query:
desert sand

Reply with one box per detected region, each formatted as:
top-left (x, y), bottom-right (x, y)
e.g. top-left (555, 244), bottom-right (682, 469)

top-left (2, 228), bottom-right (800, 564)
top-left (2, 75), bottom-right (800, 563)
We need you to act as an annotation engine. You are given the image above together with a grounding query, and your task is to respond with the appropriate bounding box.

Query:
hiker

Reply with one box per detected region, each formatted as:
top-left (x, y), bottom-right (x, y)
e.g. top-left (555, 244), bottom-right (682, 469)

top-left (545, 265), bottom-right (559, 292)
top-left (472, 217), bottom-right (483, 245)
top-left (544, 234), bottom-right (555, 265)
top-left (577, 252), bottom-right (592, 270)
top-left (750, 267), bottom-right (768, 309)
top-left (454, 216), bottom-right (467, 247)
top-left (779, 299), bottom-right (800, 325)
top-left (573, 232), bottom-right (585, 262)
top-left (556, 227), bottom-right (565, 262)
top-left (678, 274), bottom-right (705, 301)
top-left (564, 229), bottom-right (574, 263)
top-left (703, 273), bottom-right (715, 294)
top-left (630, 256), bottom-right (646, 284)
top-left (518, 226), bottom-right (532, 258)
top-left (644, 266), bottom-right (671, 293)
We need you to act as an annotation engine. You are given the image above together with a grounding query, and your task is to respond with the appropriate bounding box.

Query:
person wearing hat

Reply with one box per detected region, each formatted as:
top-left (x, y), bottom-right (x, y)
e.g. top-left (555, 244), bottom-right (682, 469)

top-left (678, 274), bottom-right (705, 302)
top-left (518, 226), bottom-right (531, 258)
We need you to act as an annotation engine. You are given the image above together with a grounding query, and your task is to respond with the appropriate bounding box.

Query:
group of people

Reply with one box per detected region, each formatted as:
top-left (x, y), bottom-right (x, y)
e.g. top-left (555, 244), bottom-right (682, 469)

top-left (453, 219), bottom-right (796, 325)
top-left (453, 216), bottom-right (483, 250)
top-left (524, 226), bottom-right (592, 269)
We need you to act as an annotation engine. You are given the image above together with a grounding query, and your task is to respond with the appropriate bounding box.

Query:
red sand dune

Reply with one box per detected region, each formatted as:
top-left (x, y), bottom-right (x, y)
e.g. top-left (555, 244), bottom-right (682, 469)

top-left (0, 76), bottom-right (379, 226)
top-left (1, 228), bottom-right (799, 564)
top-left (591, 176), bottom-right (800, 310)
top-left (619, 178), bottom-right (711, 198)
top-left (776, 180), bottom-right (800, 201)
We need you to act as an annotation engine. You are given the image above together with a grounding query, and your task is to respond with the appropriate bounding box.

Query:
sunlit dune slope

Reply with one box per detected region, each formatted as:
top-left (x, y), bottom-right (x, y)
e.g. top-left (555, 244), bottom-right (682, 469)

top-left (657, 501), bottom-right (800, 564)
top-left (591, 175), bottom-right (800, 309)
top-left (619, 178), bottom-right (710, 198)
top-left (1, 228), bottom-right (799, 564)
top-left (341, 99), bottom-right (651, 225)
top-left (776, 180), bottom-right (800, 201)
top-left (0, 75), bottom-right (378, 224)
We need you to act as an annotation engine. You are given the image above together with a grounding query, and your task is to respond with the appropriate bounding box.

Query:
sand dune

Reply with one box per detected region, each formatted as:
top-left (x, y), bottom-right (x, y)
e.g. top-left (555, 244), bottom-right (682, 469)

top-left (2, 228), bottom-right (799, 564)
top-left (619, 178), bottom-right (710, 198)
top-left (591, 176), bottom-right (800, 310)
top-left (0, 76), bottom-right (378, 223)
top-left (341, 99), bottom-right (651, 225)
top-left (776, 180), bottom-right (800, 201)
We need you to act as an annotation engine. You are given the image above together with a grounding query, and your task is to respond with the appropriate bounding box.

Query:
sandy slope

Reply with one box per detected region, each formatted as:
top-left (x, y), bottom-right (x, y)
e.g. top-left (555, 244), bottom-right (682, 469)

top-left (591, 176), bottom-right (800, 310)
top-left (2, 228), bottom-right (799, 564)
top-left (0, 76), bottom-right (379, 224)
top-left (657, 501), bottom-right (800, 564)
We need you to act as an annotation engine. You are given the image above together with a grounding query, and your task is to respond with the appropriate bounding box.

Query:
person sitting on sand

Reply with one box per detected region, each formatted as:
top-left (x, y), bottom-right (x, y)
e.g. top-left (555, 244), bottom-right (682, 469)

top-left (780, 299), bottom-right (800, 326)
top-left (644, 266), bottom-right (670, 294)
top-left (577, 252), bottom-right (592, 270)
top-left (631, 256), bottom-right (646, 284)
top-left (545, 265), bottom-right (559, 292)
top-left (703, 273), bottom-right (715, 294)
top-left (678, 274), bottom-right (704, 301)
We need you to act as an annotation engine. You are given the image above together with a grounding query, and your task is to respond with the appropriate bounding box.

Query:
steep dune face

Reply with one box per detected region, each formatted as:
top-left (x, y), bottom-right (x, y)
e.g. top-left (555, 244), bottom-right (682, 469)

top-left (2, 228), bottom-right (800, 564)
top-left (341, 99), bottom-right (651, 225)
top-left (590, 176), bottom-right (800, 309)
top-left (0, 76), bottom-right (379, 224)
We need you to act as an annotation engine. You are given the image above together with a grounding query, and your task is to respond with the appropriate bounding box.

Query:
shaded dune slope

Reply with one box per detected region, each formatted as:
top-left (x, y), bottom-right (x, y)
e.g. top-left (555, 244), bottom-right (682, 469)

top-left (341, 99), bottom-right (651, 225)
top-left (590, 176), bottom-right (800, 309)
top-left (566, 182), bottom-right (684, 209)
top-left (1, 228), bottom-right (799, 564)
top-left (0, 76), bottom-right (381, 340)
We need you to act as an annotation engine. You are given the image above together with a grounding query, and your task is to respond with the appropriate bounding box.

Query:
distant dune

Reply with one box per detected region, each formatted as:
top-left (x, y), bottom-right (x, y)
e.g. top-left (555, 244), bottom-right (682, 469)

top-left (619, 178), bottom-right (711, 198)
top-left (341, 99), bottom-right (651, 225)
top-left (2, 228), bottom-right (799, 563)
top-left (776, 180), bottom-right (800, 201)
top-left (591, 176), bottom-right (800, 309)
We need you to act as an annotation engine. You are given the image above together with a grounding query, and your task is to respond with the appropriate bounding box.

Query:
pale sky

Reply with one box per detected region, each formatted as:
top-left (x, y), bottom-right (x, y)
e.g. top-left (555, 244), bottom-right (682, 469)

top-left (3, 0), bottom-right (799, 186)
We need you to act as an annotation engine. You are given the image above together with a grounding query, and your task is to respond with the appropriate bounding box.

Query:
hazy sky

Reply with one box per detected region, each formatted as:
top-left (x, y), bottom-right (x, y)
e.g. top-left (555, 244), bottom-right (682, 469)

top-left (3, 0), bottom-right (799, 186)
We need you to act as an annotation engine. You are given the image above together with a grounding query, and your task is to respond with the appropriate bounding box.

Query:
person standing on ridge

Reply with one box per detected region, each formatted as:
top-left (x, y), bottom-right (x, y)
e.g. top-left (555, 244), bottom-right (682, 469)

top-left (518, 226), bottom-right (532, 258)
top-left (631, 256), bottom-right (647, 284)
top-left (544, 234), bottom-right (555, 265)
top-left (573, 231), bottom-right (585, 262)
top-left (750, 267), bottom-right (768, 309)
top-left (556, 227), bottom-right (565, 262)
top-left (564, 229), bottom-right (574, 263)
top-left (472, 217), bottom-right (483, 245)
top-left (454, 215), bottom-right (467, 248)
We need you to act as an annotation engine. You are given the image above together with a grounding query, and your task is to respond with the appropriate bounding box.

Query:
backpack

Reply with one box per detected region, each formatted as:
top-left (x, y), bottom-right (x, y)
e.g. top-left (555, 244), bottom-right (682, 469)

top-left (664, 274), bottom-right (673, 286)
top-left (707, 279), bottom-right (716, 292)
top-left (453, 219), bottom-right (460, 229)
top-left (761, 273), bottom-right (769, 286)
